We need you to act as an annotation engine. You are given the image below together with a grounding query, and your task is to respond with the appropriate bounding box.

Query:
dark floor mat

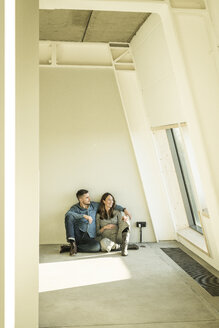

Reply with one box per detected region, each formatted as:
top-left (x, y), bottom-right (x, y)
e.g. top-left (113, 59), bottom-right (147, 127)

top-left (161, 247), bottom-right (219, 296)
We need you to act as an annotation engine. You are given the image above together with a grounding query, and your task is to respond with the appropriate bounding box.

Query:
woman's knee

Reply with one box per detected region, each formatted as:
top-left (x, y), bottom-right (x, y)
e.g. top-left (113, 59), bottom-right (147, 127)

top-left (100, 238), bottom-right (115, 252)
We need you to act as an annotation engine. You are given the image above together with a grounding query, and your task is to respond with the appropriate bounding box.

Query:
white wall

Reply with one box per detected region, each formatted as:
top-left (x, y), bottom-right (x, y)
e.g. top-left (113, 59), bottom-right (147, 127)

top-left (173, 10), bottom-right (219, 267)
top-left (131, 9), bottom-right (219, 269)
top-left (175, 13), bottom-right (219, 196)
top-left (40, 67), bottom-right (155, 244)
top-left (207, 0), bottom-right (219, 46)
top-left (131, 13), bottom-right (185, 127)
top-left (0, 0), bottom-right (4, 325)
top-left (116, 70), bottom-right (176, 241)
top-left (128, 13), bottom-right (183, 242)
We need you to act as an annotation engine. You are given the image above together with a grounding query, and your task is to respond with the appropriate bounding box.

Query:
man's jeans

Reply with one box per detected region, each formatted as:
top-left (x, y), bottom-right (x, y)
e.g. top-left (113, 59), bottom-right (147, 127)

top-left (65, 214), bottom-right (100, 252)
top-left (65, 213), bottom-right (77, 240)
top-left (76, 232), bottom-right (100, 252)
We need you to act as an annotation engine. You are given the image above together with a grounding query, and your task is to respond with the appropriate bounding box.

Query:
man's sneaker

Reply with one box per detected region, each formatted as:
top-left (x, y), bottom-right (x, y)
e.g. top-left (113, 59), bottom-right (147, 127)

top-left (60, 244), bottom-right (70, 253)
top-left (69, 240), bottom-right (77, 256)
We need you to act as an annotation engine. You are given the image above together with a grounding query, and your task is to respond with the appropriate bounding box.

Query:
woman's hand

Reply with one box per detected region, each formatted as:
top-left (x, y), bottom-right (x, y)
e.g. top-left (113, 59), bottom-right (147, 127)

top-left (99, 224), bottom-right (116, 234)
top-left (104, 224), bottom-right (116, 230)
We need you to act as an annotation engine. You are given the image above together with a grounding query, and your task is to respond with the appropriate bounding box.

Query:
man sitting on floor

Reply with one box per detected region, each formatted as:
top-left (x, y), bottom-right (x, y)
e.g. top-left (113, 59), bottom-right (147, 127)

top-left (64, 189), bottom-right (131, 256)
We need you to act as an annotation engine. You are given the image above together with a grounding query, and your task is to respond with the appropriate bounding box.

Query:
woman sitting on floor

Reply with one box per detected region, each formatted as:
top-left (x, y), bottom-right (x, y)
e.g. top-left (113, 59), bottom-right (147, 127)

top-left (96, 192), bottom-right (134, 256)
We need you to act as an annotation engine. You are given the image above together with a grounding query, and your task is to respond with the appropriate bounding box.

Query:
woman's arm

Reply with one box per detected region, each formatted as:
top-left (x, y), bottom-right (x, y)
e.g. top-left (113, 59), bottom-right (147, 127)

top-left (96, 214), bottom-right (107, 235)
top-left (96, 213), bottom-right (101, 236)
top-left (99, 226), bottom-right (106, 234)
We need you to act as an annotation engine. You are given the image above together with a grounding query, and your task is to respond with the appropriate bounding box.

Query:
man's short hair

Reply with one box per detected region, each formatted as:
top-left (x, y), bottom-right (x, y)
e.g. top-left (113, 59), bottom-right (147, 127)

top-left (76, 189), bottom-right (88, 200)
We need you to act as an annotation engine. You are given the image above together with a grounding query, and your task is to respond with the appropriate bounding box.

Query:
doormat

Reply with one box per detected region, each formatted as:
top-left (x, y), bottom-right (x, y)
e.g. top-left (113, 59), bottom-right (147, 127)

top-left (161, 247), bottom-right (219, 296)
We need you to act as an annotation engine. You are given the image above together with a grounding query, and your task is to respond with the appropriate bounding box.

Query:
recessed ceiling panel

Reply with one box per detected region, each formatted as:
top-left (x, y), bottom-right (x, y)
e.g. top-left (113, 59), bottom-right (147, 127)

top-left (39, 10), bottom-right (91, 41)
top-left (84, 11), bottom-right (150, 43)
top-left (39, 10), bottom-right (150, 43)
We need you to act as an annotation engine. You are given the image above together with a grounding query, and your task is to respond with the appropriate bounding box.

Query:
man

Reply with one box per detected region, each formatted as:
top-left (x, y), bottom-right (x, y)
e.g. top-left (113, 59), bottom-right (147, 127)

top-left (65, 189), bottom-right (131, 256)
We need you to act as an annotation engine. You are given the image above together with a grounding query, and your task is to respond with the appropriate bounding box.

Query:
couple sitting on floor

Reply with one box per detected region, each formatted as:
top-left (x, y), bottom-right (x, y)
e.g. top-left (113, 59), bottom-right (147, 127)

top-left (63, 189), bottom-right (138, 257)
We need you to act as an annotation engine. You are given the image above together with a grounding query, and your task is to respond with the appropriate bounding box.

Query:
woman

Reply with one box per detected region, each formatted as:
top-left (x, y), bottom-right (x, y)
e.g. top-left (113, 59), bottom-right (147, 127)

top-left (96, 192), bottom-right (130, 256)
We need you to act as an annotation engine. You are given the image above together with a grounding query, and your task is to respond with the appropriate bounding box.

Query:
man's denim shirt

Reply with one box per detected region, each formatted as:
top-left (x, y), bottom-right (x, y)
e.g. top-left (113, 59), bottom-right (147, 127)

top-left (65, 201), bottom-right (124, 238)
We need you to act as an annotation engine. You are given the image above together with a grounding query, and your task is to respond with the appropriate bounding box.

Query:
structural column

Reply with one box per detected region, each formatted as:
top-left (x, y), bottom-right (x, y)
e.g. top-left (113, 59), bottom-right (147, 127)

top-left (15, 1), bottom-right (39, 327)
top-left (0, 0), bottom-right (5, 326)
top-left (3, 0), bottom-right (39, 327)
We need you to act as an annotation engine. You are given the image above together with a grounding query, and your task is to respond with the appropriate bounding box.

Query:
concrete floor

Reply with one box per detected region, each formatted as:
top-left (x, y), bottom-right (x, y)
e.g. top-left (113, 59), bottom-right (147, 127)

top-left (39, 242), bottom-right (219, 328)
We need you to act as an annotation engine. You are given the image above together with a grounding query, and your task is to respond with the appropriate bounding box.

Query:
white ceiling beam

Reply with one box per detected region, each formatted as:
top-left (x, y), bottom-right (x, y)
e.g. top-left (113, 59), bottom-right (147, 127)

top-left (39, 0), bottom-right (167, 14)
top-left (39, 41), bottom-right (113, 67)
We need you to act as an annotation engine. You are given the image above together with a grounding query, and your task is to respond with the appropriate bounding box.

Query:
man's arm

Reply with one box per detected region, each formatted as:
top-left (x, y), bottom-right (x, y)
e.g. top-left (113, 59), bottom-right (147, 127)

top-left (91, 201), bottom-right (100, 210)
top-left (115, 204), bottom-right (132, 219)
top-left (66, 205), bottom-right (86, 220)
top-left (67, 205), bottom-right (93, 224)
top-left (91, 201), bottom-right (132, 218)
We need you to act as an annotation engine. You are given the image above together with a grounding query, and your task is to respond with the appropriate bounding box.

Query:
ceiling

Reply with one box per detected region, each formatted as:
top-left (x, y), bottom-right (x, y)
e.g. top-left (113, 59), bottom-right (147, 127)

top-left (39, 10), bottom-right (151, 43)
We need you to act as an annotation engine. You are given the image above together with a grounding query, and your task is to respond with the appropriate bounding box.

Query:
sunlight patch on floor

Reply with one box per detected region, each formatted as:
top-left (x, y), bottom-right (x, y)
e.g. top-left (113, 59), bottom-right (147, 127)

top-left (39, 256), bottom-right (131, 292)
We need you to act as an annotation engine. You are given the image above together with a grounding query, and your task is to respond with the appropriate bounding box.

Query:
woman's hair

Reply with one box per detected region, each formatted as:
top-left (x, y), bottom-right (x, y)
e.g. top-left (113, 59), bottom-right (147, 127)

top-left (98, 192), bottom-right (116, 219)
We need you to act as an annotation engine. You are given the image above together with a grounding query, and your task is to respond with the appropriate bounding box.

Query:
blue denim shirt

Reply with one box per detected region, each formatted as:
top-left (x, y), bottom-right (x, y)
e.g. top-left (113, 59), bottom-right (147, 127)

top-left (65, 201), bottom-right (124, 238)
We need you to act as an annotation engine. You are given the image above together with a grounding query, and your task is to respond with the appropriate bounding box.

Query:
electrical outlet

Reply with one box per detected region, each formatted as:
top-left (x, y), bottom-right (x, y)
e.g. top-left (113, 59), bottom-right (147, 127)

top-left (136, 221), bottom-right (146, 227)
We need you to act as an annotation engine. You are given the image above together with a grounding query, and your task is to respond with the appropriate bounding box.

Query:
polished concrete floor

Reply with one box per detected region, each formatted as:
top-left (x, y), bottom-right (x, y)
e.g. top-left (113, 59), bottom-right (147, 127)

top-left (39, 242), bottom-right (219, 328)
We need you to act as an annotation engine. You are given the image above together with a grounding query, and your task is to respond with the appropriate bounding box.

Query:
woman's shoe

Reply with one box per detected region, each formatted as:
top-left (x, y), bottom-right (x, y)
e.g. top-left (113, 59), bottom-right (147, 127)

top-left (121, 230), bottom-right (130, 256)
top-left (111, 243), bottom-right (121, 251)
top-left (128, 243), bottom-right (139, 250)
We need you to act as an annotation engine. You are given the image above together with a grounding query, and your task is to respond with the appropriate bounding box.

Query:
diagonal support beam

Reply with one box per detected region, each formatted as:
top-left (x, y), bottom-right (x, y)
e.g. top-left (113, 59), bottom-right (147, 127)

top-left (81, 10), bottom-right (93, 42)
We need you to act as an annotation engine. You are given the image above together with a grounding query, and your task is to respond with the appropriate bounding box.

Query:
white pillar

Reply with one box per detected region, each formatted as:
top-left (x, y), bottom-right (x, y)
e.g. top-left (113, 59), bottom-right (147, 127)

top-left (4, 0), bottom-right (15, 326)
top-left (3, 0), bottom-right (39, 327)
top-left (15, 1), bottom-right (39, 326)
top-left (0, 0), bottom-right (5, 326)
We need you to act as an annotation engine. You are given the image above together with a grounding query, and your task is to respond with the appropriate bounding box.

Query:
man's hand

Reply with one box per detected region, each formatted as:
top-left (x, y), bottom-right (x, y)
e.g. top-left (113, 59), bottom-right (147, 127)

top-left (124, 209), bottom-right (131, 219)
top-left (83, 215), bottom-right (93, 224)
top-left (122, 215), bottom-right (130, 222)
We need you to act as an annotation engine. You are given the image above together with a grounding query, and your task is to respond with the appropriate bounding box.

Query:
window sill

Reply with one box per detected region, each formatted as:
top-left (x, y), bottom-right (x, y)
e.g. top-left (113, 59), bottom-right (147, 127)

top-left (177, 227), bottom-right (209, 255)
top-left (190, 224), bottom-right (203, 234)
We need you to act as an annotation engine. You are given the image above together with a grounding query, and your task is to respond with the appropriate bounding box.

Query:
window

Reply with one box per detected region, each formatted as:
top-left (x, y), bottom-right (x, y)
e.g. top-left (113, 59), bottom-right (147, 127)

top-left (166, 127), bottom-right (203, 233)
